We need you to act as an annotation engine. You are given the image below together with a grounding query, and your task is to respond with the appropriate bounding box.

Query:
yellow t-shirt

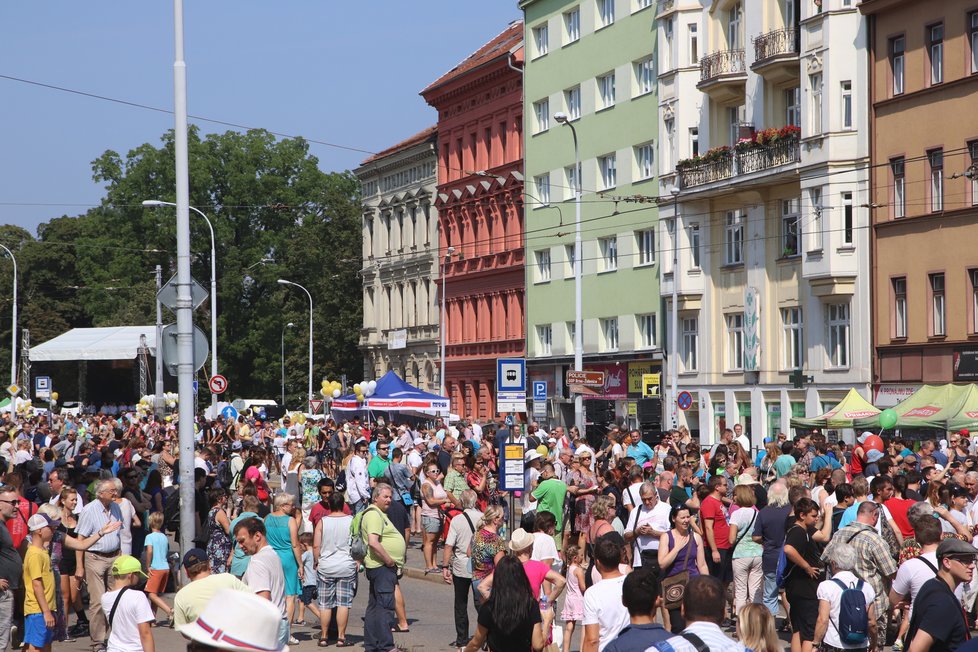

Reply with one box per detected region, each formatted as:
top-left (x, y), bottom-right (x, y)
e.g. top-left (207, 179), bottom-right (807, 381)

top-left (23, 545), bottom-right (55, 615)
top-left (362, 507), bottom-right (406, 570)
top-left (240, 424), bottom-right (252, 442)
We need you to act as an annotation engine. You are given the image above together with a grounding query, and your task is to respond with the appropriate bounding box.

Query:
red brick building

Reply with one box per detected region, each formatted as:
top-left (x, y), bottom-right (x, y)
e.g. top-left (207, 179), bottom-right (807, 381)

top-left (421, 22), bottom-right (525, 419)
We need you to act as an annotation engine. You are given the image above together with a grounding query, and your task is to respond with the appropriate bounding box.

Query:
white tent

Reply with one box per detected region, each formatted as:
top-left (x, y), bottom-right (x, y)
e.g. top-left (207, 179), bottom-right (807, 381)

top-left (29, 326), bottom-right (157, 362)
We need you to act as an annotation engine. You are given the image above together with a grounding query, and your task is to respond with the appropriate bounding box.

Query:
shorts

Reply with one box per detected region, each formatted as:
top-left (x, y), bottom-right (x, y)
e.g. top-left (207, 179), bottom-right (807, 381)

top-left (145, 568), bottom-right (169, 594)
top-left (317, 573), bottom-right (358, 610)
top-left (789, 597), bottom-right (818, 642)
top-left (422, 515), bottom-right (442, 534)
top-left (300, 584), bottom-right (317, 606)
top-left (706, 547), bottom-right (733, 584)
top-left (23, 612), bottom-right (54, 648)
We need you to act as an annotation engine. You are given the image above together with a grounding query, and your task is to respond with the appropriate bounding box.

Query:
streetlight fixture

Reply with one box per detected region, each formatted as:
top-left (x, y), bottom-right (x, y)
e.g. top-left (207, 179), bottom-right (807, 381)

top-left (277, 279), bottom-right (313, 408)
top-left (281, 322), bottom-right (295, 406)
top-left (669, 186), bottom-right (681, 429)
top-left (440, 246), bottom-right (456, 397)
top-left (0, 245), bottom-right (17, 388)
top-left (553, 111), bottom-right (584, 432)
top-left (142, 199), bottom-right (218, 407)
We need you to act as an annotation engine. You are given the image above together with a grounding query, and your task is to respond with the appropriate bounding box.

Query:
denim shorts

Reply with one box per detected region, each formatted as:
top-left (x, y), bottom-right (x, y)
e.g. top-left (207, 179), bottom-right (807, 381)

top-left (300, 584), bottom-right (317, 606)
top-left (422, 515), bottom-right (441, 534)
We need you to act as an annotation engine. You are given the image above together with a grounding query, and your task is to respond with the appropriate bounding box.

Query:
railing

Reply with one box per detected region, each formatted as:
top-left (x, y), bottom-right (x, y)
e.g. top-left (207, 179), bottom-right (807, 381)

top-left (753, 27), bottom-right (799, 64)
top-left (699, 49), bottom-right (746, 83)
top-left (678, 140), bottom-right (800, 188)
top-left (657, 0), bottom-right (675, 14)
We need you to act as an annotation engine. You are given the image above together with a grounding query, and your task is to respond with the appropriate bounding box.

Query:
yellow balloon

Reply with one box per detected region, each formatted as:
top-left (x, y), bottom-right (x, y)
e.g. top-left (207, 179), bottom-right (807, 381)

top-left (321, 380), bottom-right (329, 389)
top-left (536, 445), bottom-right (548, 456)
top-left (296, 413), bottom-right (306, 425)
top-left (51, 392), bottom-right (59, 402)
top-left (353, 383), bottom-right (362, 393)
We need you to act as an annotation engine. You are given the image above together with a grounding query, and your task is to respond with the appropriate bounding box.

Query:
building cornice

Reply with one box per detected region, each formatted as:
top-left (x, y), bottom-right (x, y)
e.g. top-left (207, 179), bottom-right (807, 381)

top-left (858, 0), bottom-right (914, 16)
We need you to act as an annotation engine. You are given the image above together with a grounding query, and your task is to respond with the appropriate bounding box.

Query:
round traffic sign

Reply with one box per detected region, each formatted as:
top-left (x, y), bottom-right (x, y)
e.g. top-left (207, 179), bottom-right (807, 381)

top-left (209, 374), bottom-right (228, 394)
top-left (677, 390), bottom-right (693, 411)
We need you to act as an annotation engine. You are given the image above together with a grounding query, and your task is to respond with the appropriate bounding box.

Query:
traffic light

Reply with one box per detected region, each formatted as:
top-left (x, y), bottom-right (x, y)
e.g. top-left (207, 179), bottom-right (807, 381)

top-left (789, 368), bottom-right (814, 388)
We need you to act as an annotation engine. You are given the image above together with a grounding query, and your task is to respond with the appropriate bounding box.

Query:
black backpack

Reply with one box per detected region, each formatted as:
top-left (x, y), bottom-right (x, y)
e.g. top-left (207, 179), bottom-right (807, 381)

top-left (163, 488), bottom-right (181, 534)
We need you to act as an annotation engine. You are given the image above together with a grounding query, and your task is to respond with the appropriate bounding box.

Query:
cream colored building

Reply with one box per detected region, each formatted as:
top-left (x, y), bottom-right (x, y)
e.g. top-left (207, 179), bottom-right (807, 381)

top-left (355, 127), bottom-right (441, 390)
top-left (657, 0), bottom-right (871, 446)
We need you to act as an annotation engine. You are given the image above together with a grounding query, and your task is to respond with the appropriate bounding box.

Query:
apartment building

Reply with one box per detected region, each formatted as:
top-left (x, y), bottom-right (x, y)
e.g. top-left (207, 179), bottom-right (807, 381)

top-left (659, 0), bottom-right (871, 446)
top-left (521, 0), bottom-right (662, 430)
top-left (861, 0), bottom-right (978, 400)
top-left (355, 128), bottom-right (441, 390)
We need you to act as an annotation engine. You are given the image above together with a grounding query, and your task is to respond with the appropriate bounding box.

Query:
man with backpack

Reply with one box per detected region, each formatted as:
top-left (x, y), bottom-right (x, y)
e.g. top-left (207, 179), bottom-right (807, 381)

top-left (356, 484), bottom-right (404, 652)
top-left (649, 576), bottom-right (748, 652)
top-left (813, 542), bottom-right (877, 651)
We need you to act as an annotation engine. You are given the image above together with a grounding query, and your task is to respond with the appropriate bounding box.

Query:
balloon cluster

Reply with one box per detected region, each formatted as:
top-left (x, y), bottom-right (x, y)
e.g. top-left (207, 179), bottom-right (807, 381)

top-left (290, 412), bottom-right (307, 425)
top-left (14, 398), bottom-right (32, 415)
top-left (352, 380), bottom-right (377, 403)
top-left (137, 392), bottom-right (179, 415)
top-left (321, 379), bottom-right (343, 400)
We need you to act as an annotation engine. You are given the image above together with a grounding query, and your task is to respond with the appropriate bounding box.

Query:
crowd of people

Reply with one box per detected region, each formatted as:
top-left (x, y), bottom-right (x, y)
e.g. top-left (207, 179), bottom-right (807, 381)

top-left (4, 408), bottom-right (978, 652)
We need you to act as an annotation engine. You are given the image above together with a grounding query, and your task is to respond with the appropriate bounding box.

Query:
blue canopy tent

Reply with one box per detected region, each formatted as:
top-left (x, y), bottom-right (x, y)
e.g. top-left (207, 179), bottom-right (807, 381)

top-left (330, 371), bottom-right (450, 419)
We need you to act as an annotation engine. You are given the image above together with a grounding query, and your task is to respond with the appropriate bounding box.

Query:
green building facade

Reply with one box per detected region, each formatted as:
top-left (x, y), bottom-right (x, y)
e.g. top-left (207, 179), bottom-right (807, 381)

top-left (521, 0), bottom-right (662, 431)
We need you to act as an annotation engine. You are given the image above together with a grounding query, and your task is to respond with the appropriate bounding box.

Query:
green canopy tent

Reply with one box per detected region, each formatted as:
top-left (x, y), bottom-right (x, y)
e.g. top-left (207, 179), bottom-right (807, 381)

top-left (789, 389), bottom-right (880, 429)
top-left (853, 384), bottom-right (978, 430)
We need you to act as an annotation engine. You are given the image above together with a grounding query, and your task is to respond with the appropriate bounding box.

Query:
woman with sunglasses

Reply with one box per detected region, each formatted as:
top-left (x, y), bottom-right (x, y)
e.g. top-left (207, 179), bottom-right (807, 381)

top-left (465, 455), bottom-right (490, 512)
top-left (421, 462), bottom-right (450, 574)
top-left (567, 453), bottom-right (599, 553)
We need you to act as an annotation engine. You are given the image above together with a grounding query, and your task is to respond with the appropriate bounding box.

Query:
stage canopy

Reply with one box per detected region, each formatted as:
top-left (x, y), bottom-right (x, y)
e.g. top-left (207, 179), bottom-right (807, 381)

top-left (29, 326), bottom-right (157, 362)
top-left (332, 371), bottom-right (450, 417)
top-left (790, 389), bottom-right (880, 429)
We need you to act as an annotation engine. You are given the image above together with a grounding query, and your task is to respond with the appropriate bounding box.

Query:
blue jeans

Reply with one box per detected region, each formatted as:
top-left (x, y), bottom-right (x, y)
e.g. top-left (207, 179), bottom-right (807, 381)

top-left (763, 571), bottom-right (780, 617)
top-left (364, 565), bottom-right (397, 652)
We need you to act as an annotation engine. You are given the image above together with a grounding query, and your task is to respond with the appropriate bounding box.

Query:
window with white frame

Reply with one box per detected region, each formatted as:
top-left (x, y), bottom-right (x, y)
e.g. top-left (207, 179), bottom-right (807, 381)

top-left (681, 317), bottom-right (698, 371)
top-left (637, 314), bottom-right (656, 349)
top-left (597, 0), bottom-right (615, 28)
top-left (533, 173), bottom-right (551, 206)
top-left (688, 23), bottom-right (699, 65)
top-left (841, 81), bottom-right (852, 129)
top-left (689, 128), bottom-right (699, 158)
top-left (842, 192), bottom-right (854, 245)
top-left (564, 7), bottom-right (581, 43)
top-left (636, 229), bottom-right (655, 266)
top-left (782, 198), bottom-right (800, 257)
top-left (892, 158), bottom-right (906, 218)
top-left (598, 72), bottom-right (616, 109)
top-left (599, 236), bottom-right (618, 271)
top-left (929, 23), bottom-right (944, 85)
top-left (565, 165), bottom-right (579, 200)
top-left (532, 23), bottom-right (549, 58)
top-left (724, 211), bottom-right (744, 265)
top-left (971, 142), bottom-right (978, 206)
top-left (893, 277), bottom-right (907, 339)
top-left (782, 308), bottom-right (803, 369)
top-left (535, 249), bottom-right (551, 283)
top-left (537, 324), bottom-right (553, 356)
top-left (533, 99), bottom-right (550, 133)
top-left (599, 153), bottom-right (617, 189)
top-left (565, 244), bottom-right (576, 275)
top-left (930, 149), bottom-right (944, 212)
top-left (728, 106), bottom-right (744, 146)
top-left (728, 2), bottom-right (743, 49)
top-left (635, 0), bottom-right (653, 9)
top-left (826, 303), bottom-right (851, 368)
top-left (784, 0), bottom-right (797, 27)
top-left (567, 321), bottom-right (576, 347)
top-left (810, 73), bottom-right (823, 134)
top-left (689, 224), bottom-right (701, 268)
top-left (564, 85), bottom-right (581, 120)
top-left (635, 57), bottom-right (655, 96)
top-left (726, 313), bottom-right (745, 371)
top-left (635, 143), bottom-right (654, 181)
top-left (891, 36), bottom-right (905, 96)
top-left (601, 317), bottom-right (619, 351)
top-left (931, 273), bottom-right (946, 336)
top-left (785, 87), bottom-right (800, 127)
top-left (971, 269), bottom-right (978, 333)
top-left (662, 19), bottom-right (674, 71)
top-left (971, 12), bottom-right (978, 74)
top-left (664, 119), bottom-right (676, 170)
top-left (809, 187), bottom-right (823, 251)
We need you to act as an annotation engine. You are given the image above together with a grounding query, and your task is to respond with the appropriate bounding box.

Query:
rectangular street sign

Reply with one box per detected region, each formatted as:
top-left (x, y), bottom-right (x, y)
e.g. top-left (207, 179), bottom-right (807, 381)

top-left (35, 376), bottom-right (51, 400)
top-left (533, 400), bottom-right (546, 418)
top-left (532, 380), bottom-right (547, 401)
top-left (496, 358), bottom-right (527, 413)
top-left (499, 443), bottom-right (526, 491)
top-left (566, 370), bottom-right (606, 388)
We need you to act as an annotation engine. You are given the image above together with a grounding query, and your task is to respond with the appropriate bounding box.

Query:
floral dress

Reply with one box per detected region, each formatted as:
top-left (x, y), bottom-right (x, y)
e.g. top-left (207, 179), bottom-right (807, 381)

top-left (206, 507), bottom-right (233, 574)
top-left (569, 469), bottom-right (597, 533)
top-left (48, 528), bottom-right (68, 640)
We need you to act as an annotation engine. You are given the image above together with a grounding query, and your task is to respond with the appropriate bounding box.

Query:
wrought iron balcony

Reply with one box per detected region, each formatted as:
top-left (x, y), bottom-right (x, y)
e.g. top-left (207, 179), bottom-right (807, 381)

top-left (752, 28), bottom-right (800, 83)
top-left (697, 49), bottom-right (747, 103)
top-left (677, 138), bottom-right (800, 189)
top-left (737, 139), bottom-right (801, 175)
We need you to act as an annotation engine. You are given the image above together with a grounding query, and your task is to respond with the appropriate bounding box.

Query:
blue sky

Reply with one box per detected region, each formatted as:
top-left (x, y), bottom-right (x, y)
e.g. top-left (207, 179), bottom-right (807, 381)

top-left (0, 2), bottom-right (519, 232)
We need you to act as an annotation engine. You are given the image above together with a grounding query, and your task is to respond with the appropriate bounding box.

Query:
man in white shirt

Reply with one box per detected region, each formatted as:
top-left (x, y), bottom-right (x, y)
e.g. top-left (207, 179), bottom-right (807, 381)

top-left (346, 441), bottom-right (371, 513)
top-left (889, 513), bottom-right (962, 614)
top-left (623, 482), bottom-right (671, 569)
top-left (522, 451), bottom-right (543, 518)
top-left (733, 423), bottom-right (750, 454)
top-left (621, 465), bottom-right (646, 513)
top-left (583, 535), bottom-right (630, 652)
top-left (100, 555), bottom-right (156, 652)
top-left (470, 419), bottom-right (483, 444)
top-left (649, 576), bottom-right (748, 652)
top-left (234, 517), bottom-right (288, 649)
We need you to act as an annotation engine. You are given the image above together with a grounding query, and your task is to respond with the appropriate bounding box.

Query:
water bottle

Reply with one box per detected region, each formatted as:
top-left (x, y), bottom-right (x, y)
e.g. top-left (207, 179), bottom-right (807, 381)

top-left (499, 524), bottom-right (508, 540)
top-left (539, 595), bottom-right (549, 611)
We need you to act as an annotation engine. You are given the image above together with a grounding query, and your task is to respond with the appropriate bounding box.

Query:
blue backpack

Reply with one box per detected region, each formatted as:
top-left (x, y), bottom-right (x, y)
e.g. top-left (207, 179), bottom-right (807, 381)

top-left (831, 578), bottom-right (869, 645)
top-left (775, 525), bottom-right (804, 589)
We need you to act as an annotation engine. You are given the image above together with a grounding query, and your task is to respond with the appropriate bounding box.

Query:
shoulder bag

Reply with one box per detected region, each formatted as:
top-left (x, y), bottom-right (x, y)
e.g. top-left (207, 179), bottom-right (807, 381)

top-left (661, 532), bottom-right (694, 609)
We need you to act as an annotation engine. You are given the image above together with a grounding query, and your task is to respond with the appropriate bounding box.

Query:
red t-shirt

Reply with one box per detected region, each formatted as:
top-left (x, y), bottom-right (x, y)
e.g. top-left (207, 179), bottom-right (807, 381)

top-left (885, 497), bottom-right (916, 538)
top-left (700, 494), bottom-right (731, 549)
top-left (309, 501), bottom-right (352, 529)
top-left (5, 497), bottom-right (36, 550)
top-left (850, 446), bottom-right (865, 475)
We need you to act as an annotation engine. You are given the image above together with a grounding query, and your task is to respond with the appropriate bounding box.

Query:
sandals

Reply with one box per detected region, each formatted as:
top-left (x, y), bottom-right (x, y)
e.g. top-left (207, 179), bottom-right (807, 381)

top-left (392, 624), bottom-right (410, 632)
top-left (335, 640), bottom-right (354, 647)
top-left (318, 639), bottom-right (330, 648)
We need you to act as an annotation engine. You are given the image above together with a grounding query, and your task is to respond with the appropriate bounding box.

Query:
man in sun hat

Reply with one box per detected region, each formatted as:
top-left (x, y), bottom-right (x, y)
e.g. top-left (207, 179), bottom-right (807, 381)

top-left (100, 555), bottom-right (155, 652)
top-left (179, 588), bottom-right (289, 652)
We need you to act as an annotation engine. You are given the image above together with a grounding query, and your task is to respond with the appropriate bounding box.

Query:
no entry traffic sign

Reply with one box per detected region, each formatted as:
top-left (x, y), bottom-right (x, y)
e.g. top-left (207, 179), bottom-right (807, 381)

top-left (677, 390), bottom-right (693, 411)
top-left (209, 374), bottom-right (228, 394)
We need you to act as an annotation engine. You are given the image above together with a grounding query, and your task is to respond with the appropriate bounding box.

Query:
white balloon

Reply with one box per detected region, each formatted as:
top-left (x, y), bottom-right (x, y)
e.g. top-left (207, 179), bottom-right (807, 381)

top-left (332, 389), bottom-right (341, 398)
top-left (364, 387), bottom-right (373, 397)
top-left (369, 380), bottom-right (377, 391)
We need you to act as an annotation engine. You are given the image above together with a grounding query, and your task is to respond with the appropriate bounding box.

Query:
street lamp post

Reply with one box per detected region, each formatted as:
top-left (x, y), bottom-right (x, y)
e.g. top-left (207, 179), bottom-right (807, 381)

top-left (142, 199), bottom-right (218, 408)
top-left (278, 280), bottom-right (313, 408)
top-left (669, 187), bottom-right (681, 428)
top-left (0, 245), bottom-right (17, 388)
top-left (440, 246), bottom-right (455, 397)
top-left (553, 111), bottom-right (583, 432)
top-left (281, 322), bottom-right (295, 406)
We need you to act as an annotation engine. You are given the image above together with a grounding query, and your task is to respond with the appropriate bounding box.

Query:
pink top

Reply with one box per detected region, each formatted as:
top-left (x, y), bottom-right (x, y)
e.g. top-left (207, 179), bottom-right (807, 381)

top-left (522, 559), bottom-right (550, 598)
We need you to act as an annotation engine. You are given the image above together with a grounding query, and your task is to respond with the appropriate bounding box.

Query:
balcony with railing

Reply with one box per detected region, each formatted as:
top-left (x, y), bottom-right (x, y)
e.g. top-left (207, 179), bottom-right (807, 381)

top-left (677, 127), bottom-right (801, 190)
top-left (752, 27), bottom-right (800, 83)
top-left (697, 49), bottom-right (747, 104)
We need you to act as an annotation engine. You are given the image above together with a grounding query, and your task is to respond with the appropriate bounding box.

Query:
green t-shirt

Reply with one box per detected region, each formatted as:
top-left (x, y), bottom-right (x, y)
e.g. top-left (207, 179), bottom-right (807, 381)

top-left (444, 469), bottom-right (469, 498)
top-left (362, 507), bottom-right (406, 570)
top-left (367, 456), bottom-right (390, 479)
top-left (532, 478), bottom-right (568, 532)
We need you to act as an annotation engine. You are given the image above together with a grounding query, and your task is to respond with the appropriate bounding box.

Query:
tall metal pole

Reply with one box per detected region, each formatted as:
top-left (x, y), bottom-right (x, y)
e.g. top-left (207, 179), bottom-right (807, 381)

top-left (172, 0), bottom-right (196, 568)
top-left (155, 265), bottom-right (164, 417)
top-left (281, 322), bottom-right (294, 406)
top-left (0, 245), bottom-right (17, 387)
top-left (669, 187), bottom-right (681, 428)
top-left (278, 280), bottom-right (313, 409)
top-left (440, 246), bottom-right (455, 397)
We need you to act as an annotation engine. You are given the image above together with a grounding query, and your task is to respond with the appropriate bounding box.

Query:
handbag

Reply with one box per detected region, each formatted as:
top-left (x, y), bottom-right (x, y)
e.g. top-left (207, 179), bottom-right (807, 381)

top-left (661, 533), bottom-right (694, 609)
top-left (387, 467), bottom-right (414, 506)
